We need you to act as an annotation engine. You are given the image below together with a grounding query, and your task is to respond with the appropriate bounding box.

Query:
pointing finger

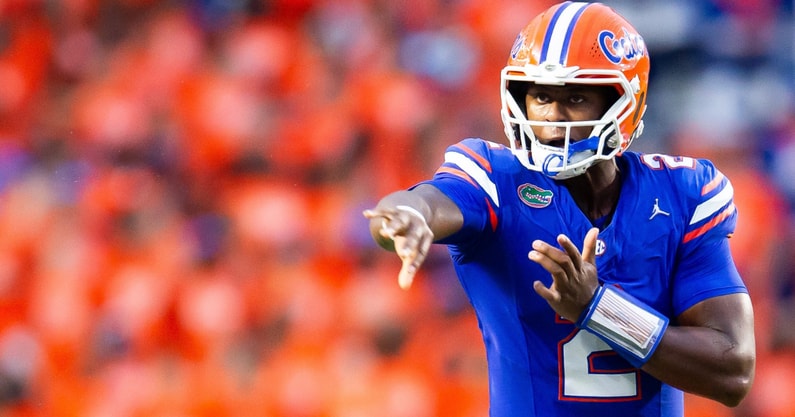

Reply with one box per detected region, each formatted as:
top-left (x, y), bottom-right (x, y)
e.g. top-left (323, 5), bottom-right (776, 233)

top-left (398, 255), bottom-right (416, 290)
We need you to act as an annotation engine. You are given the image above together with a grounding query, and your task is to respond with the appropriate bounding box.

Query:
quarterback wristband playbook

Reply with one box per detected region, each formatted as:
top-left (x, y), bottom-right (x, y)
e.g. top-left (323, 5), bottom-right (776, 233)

top-left (576, 284), bottom-right (669, 368)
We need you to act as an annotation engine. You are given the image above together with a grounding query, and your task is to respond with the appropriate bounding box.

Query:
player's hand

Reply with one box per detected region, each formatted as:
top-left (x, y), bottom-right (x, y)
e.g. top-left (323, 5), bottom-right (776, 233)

top-left (363, 206), bottom-right (434, 290)
top-left (529, 227), bottom-right (600, 321)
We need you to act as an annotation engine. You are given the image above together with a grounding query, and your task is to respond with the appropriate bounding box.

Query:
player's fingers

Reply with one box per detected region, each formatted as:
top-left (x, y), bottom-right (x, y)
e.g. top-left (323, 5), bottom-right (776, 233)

top-left (581, 227), bottom-right (599, 265)
top-left (364, 208), bottom-right (410, 239)
top-left (394, 222), bottom-right (434, 290)
top-left (412, 226), bottom-right (433, 268)
top-left (394, 238), bottom-right (420, 290)
top-left (528, 246), bottom-right (570, 289)
top-left (365, 206), bottom-right (434, 291)
top-left (533, 280), bottom-right (561, 303)
top-left (530, 239), bottom-right (576, 282)
top-left (362, 209), bottom-right (381, 219)
top-left (396, 237), bottom-right (417, 290)
top-left (363, 208), bottom-right (394, 224)
top-left (398, 260), bottom-right (415, 290)
top-left (556, 234), bottom-right (583, 276)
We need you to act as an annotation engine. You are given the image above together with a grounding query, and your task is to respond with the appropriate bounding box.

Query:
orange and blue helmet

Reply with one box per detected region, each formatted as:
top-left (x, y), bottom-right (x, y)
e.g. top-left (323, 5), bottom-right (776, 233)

top-left (500, 1), bottom-right (649, 179)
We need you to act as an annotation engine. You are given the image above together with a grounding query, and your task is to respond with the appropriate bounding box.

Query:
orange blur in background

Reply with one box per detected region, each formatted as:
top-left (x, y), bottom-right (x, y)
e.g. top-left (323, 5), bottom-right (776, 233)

top-left (0, 0), bottom-right (793, 416)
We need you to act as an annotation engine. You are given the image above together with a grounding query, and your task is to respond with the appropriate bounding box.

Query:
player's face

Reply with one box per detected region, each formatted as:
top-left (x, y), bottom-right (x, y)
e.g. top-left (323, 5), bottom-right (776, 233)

top-left (524, 84), bottom-right (615, 147)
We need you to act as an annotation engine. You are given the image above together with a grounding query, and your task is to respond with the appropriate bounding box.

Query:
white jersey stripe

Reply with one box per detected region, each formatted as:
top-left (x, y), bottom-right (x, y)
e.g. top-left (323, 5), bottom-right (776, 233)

top-left (689, 181), bottom-right (734, 225)
top-left (543, 2), bottom-right (589, 64)
top-left (444, 151), bottom-right (500, 207)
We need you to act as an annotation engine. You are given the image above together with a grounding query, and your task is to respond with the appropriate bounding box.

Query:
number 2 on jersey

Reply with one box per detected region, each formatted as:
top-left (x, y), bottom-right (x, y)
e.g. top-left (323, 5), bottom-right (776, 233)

top-left (560, 329), bottom-right (641, 401)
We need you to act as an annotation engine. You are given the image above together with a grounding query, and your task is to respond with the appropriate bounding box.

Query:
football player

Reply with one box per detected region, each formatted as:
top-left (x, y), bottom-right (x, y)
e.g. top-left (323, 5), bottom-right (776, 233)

top-left (364, 2), bottom-right (755, 416)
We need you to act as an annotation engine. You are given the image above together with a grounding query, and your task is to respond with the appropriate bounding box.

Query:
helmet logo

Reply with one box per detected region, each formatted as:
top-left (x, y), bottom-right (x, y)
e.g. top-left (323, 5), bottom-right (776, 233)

top-left (510, 33), bottom-right (526, 60)
top-left (518, 183), bottom-right (553, 208)
top-left (598, 28), bottom-right (646, 64)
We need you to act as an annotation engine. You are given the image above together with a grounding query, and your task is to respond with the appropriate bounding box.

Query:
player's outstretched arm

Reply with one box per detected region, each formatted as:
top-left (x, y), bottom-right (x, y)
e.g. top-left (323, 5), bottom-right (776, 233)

top-left (643, 293), bottom-right (755, 407)
top-left (363, 184), bottom-right (463, 290)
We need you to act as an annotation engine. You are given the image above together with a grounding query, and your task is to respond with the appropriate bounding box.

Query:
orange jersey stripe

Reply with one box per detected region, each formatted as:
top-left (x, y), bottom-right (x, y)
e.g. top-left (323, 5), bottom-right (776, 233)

top-left (701, 172), bottom-right (725, 196)
top-left (436, 166), bottom-right (478, 188)
top-left (453, 143), bottom-right (493, 173)
top-left (682, 203), bottom-right (735, 243)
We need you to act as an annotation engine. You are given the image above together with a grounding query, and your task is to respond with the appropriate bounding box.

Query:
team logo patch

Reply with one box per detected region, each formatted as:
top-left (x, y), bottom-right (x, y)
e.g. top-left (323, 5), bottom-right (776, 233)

top-left (518, 183), bottom-right (553, 208)
top-left (595, 238), bottom-right (606, 256)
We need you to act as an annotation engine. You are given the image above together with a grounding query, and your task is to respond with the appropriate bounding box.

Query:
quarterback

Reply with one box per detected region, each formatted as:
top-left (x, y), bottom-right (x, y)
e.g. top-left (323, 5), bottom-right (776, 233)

top-left (364, 2), bottom-right (755, 417)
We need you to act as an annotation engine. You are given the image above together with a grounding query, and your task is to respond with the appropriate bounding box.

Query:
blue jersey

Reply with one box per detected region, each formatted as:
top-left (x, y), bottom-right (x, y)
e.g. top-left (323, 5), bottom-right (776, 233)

top-left (419, 138), bottom-right (747, 417)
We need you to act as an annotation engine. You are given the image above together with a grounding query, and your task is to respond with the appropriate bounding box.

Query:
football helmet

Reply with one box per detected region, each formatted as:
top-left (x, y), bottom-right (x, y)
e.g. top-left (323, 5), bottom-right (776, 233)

top-left (500, 1), bottom-right (649, 179)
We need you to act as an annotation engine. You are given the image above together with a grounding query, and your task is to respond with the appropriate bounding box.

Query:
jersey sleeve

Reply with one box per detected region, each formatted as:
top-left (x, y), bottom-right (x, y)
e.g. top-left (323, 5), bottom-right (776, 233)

top-left (672, 159), bottom-right (747, 316)
top-left (412, 138), bottom-right (502, 245)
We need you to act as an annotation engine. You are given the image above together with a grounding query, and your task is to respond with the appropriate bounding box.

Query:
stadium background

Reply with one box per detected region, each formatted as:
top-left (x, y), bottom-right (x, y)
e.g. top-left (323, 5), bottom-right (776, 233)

top-left (0, 0), bottom-right (793, 416)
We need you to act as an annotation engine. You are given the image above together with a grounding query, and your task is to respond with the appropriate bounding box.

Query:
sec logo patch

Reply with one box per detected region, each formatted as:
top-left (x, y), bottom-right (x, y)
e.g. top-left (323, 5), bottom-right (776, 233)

top-left (595, 239), bottom-right (607, 256)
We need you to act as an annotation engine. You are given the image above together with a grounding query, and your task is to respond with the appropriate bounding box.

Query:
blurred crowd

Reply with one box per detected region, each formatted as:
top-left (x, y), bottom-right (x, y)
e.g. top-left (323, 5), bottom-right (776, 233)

top-left (0, 0), bottom-right (793, 416)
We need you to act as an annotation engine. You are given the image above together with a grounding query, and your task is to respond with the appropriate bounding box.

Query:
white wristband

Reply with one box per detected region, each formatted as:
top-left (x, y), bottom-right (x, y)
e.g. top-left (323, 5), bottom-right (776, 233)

top-left (577, 285), bottom-right (669, 367)
top-left (395, 205), bottom-right (427, 225)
